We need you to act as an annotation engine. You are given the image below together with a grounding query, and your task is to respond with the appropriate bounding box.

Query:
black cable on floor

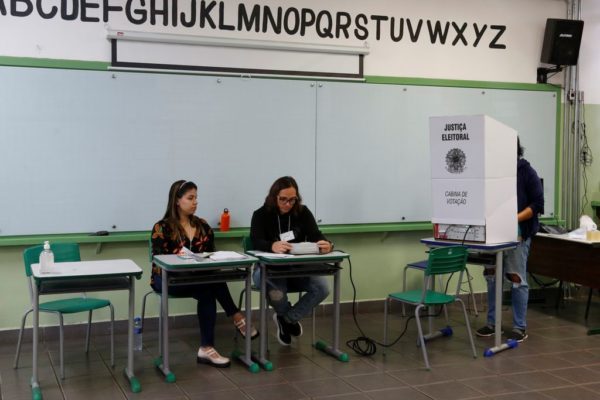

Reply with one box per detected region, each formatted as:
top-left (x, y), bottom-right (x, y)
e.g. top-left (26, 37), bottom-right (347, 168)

top-left (340, 252), bottom-right (445, 356)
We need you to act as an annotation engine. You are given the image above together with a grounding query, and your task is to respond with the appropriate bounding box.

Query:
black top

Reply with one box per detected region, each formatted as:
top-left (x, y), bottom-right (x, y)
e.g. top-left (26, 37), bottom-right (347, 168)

top-left (517, 158), bottom-right (544, 240)
top-left (250, 204), bottom-right (327, 252)
top-left (150, 216), bottom-right (215, 286)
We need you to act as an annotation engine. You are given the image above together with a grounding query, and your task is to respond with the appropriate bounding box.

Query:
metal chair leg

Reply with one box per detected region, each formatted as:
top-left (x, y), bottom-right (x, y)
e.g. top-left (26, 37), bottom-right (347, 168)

top-left (14, 309), bottom-right (33, 369)
top-left (140, 290), bottom-right (154, 330)
top-left (311, 306), bottom-right (316, 346)
top-left (414, 305), bottom-right (430, 370)
top-left (585, 287), bottom-right (593, 320)
top-left (109, 303), bottom-right (115, 367)
top-left (59, 313), bottom-right (65, 379)
top-left (383, 297), bottom-right (389, 355)
top-left (401, 266), bottom-right (409, 317)
top-left (157, 294), bottom-right (163, 358)
top-left (465, 268), bottom-right (479, 316)
top-left (85, 310), bottom-right (92, 353)
top-left (457, 298), bottom-right (477, 359)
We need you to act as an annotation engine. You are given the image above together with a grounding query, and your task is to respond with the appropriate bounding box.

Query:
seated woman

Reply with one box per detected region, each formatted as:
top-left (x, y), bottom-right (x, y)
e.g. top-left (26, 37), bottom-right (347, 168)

top-left (250, 176), bottom-right (333, 346)
top-left (151, 180), bottom-right (257, 368)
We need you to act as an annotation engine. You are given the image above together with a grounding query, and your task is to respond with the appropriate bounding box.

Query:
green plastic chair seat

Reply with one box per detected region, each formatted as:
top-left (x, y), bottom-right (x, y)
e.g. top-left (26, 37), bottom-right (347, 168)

top-left (39, 298), bottom-right (111, 314)
top-left (389, 290), bottom-right (455, 306)
top-left (383, 245), bottom-right (477, 370)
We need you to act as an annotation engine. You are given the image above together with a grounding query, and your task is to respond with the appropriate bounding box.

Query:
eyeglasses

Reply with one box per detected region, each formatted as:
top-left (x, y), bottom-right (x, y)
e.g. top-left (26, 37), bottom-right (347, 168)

top-left (277, 196), bottom-right (298, 205)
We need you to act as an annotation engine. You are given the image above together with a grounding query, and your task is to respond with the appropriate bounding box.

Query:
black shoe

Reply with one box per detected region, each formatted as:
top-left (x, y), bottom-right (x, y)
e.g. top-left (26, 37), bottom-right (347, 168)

top-left (287, 319), bottom-right (303, 337)
top-left (273, 313), bottom-right (291, 346)
top-left (506, 328), bottom-right (528, 342)
top-left (475, 325), bottom-right (503, 337)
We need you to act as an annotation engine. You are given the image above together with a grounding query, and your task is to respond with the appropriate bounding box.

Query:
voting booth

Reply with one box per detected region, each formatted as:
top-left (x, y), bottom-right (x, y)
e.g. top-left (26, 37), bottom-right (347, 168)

top-left (429, 115), bottom-right (518, 244)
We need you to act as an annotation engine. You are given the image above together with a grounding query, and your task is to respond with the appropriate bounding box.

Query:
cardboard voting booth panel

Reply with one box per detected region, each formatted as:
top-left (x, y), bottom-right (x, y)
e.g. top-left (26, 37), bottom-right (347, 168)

top-left (429, 115), bottom-right (518, 244)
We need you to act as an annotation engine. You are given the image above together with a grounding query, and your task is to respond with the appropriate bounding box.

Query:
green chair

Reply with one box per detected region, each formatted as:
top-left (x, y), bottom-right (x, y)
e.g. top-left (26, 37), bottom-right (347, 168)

top-left (14, 243), bottom-right (114, 379)
top-left (383, 246), bottom-right (477, 370)
top-left (401, 259), bottom-right (478, 317)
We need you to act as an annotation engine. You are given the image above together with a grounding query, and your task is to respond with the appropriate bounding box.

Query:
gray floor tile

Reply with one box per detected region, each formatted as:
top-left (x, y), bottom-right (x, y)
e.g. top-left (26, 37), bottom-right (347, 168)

top-left (293, 377), bottom-right (359, 398)
top-left (502, 370), bottom-right (573, 390)
top-left (186, 389), bottom-right (251, 400)
top-left (415, 380), bottom-right (484, 400)
top-left (341, 372), bottom-right (405, 391)
top-left (364, 386), bottom-right (435, 400)
top-left (460, 375), bottom-right (529, 395)
top-left (541, 386), bottom-right (600, 400)
top-left (242, 383), bottom-right (306, 400)
top-left (546, 366), bottom-right (600, 384)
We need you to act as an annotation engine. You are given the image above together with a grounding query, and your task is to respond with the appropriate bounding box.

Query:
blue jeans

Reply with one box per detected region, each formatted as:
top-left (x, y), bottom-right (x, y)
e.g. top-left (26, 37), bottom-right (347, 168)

top-left (253, 264), bottom-right (330, 323)
top-left (485, 237), bottom-right (531, 330)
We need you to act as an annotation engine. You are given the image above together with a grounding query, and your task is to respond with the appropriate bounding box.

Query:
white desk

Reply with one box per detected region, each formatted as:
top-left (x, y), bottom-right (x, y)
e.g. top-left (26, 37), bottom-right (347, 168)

top-left (247, 251), bottom-right (350, 371)
top-left (420, 239), bottom-right (518, 356)
top-left (152, 253), bottom-right (259, 379)
top-left (31, 259), bottom-right (143, 398)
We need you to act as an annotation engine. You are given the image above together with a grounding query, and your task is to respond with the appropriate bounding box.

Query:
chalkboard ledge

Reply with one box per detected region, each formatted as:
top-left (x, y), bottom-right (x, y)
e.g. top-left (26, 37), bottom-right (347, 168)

top-left (0, 219), bottom-right (559, 247)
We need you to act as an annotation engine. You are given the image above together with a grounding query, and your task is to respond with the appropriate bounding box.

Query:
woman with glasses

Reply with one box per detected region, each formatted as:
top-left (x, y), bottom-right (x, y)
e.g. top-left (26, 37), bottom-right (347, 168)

top-left (250, 176), bottom-right (333, 346)
top-left (151, 180), bottom-right (258, 368)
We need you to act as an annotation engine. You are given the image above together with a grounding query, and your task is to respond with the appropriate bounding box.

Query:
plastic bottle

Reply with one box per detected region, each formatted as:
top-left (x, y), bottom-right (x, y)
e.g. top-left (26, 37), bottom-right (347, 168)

top-left (39, 240), bottom-right (54, 274)
top-left (220, 208), bottom-right (230, 232)
top-left (133, 316), bottom-right (143, 351)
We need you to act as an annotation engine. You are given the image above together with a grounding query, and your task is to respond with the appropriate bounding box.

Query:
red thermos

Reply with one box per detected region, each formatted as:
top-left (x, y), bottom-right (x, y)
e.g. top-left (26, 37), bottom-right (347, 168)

top-left (220, 208), bottom-right (230, 231)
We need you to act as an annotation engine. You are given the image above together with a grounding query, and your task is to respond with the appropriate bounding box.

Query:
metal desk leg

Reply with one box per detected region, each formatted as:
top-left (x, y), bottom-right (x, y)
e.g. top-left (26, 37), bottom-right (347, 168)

top-left (31, 282), bottom-right (42, 400)
top-left (315, 264), bottom-right (349, 362)
top-left (123, 275), bottom-right (141, 392)
top-left (232, 267), bottom-right (259, 373)
top-left (484, 251), bottom-right (518, 356)
top-left (254, 264), bottom-right (272, 370)
top-left (156, 268), bottom-right (175, 382)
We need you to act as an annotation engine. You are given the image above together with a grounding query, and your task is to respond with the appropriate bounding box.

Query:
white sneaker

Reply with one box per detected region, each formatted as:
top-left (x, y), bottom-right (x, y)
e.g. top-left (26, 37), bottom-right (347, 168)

top-left (197, 347), bottom-right (231, 368)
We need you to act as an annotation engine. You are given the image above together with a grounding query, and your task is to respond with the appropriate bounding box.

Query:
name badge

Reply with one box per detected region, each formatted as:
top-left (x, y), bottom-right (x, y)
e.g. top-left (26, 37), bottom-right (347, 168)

top-left (280, 230), bottom-right (295, 242)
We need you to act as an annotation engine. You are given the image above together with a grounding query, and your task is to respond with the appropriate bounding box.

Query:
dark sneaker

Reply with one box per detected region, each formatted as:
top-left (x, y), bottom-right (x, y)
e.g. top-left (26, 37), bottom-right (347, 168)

top-left (273, 313), bottom-right (291, 346)
top-left (287, 319), bottom-right (303, 337)
top-left (506, 328), bottom-right (528, 342)
top-left (476, 325), bottom-right (502, 337)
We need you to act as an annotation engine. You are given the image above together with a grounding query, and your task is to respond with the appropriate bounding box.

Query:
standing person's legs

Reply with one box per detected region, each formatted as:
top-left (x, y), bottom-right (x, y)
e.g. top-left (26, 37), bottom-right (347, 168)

top-left (505, 238), bottom-right (531, 341)
top-left (476, 266), bottom-right (500, 337)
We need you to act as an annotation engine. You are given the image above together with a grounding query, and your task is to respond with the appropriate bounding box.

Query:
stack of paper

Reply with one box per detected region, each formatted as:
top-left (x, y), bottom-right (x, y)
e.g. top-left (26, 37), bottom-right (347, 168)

top-left (209, 251), bottom-right (246, 261)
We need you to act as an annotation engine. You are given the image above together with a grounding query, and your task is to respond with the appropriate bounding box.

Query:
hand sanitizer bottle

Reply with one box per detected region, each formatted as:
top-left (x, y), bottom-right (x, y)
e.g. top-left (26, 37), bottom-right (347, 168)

top-left (39, 241), bottom-right (54, 274)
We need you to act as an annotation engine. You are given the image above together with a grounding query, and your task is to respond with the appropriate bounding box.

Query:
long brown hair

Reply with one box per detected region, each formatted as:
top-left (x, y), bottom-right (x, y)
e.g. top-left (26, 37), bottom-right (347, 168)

top-left (162, 180), bottom-right (203, 239)
top-left (264, 176), bottom-right (303, 215)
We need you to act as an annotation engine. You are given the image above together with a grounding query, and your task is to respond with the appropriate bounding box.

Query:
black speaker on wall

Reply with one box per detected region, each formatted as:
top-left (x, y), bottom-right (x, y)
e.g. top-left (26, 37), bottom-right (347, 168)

top-left (540, 18), bottom-right (584, 66)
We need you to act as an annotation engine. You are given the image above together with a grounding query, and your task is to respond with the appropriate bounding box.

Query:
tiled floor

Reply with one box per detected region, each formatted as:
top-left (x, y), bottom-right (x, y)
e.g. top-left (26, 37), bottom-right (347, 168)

top-left (4, 292), bottom-right (600, 399)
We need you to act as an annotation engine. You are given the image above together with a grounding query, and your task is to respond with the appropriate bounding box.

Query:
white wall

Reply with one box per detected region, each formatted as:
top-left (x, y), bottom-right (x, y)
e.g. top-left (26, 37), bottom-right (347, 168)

top-left (580, 0), bottom-right (600, 104)
top-left (0, 0), bottom-right (566, 83)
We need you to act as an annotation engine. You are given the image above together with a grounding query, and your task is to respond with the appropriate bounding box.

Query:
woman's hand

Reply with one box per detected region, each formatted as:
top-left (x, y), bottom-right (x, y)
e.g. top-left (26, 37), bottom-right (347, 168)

top-left (317, 240), bottom-right (332, 254)
top-left (271, 241), bottom-right (292, 254)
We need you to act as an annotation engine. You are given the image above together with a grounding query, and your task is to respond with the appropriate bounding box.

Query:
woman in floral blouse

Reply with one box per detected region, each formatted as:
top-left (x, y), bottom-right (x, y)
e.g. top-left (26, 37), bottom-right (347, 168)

top-left (151, 180), bottom-right (257, 368)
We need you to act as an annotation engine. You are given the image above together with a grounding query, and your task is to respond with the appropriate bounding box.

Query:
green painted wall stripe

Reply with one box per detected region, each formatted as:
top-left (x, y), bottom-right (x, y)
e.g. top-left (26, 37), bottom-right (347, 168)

top-left (0, 218), bottom-right (559, 247)
top-left (365, 75), bottom-right (561, 92)
top-left (0, 56), bottom-right (109, 70)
